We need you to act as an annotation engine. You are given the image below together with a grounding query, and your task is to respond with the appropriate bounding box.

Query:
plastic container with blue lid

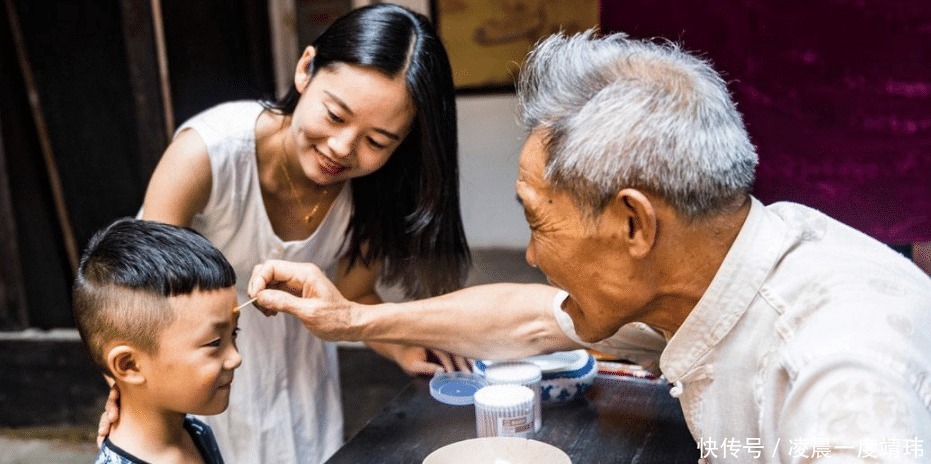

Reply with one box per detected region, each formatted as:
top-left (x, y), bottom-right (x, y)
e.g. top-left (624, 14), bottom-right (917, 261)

top-left (429, 371), bottom-right (488, 406)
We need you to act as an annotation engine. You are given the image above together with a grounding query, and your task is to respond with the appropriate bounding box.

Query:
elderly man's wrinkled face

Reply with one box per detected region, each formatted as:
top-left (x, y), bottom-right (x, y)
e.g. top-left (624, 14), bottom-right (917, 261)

top-left (515, 131), bottom-right (642, 342)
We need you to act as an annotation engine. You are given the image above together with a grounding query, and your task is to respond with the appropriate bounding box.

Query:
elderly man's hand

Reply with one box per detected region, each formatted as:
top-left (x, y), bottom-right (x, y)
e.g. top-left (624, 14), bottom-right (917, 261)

top-left (248, 259), bottom-right (361, 341)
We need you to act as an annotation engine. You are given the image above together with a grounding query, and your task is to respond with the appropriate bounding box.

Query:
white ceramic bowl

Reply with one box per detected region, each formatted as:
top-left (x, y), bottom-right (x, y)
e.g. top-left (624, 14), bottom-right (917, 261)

top-left (423, 437), bottom-right (571, 464)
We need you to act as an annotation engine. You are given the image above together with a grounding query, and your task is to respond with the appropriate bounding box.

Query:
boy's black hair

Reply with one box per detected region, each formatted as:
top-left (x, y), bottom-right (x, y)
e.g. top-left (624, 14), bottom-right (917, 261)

top-left (72, 218), bottom-right (235, 373)
top-left (76, 218), bottom-right (235, 296)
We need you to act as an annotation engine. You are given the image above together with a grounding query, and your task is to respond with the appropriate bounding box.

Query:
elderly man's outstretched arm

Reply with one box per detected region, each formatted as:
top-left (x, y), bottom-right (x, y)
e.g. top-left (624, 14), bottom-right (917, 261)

top-left (248, 259), bottom-right (581, 360)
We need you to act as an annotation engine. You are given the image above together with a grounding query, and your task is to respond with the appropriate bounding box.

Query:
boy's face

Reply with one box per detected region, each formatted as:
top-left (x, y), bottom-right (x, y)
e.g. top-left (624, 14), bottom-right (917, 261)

top-left (142, 287), bottom-right (241, 416)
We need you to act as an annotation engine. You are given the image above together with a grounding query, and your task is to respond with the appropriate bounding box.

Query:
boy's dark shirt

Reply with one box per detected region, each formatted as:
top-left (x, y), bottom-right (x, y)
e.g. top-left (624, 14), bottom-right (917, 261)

top-left (95, 416), bottom-right (224, 464)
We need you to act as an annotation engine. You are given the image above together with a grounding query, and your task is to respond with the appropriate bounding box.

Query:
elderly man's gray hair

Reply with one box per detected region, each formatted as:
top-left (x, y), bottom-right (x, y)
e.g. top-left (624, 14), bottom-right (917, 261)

top-left (517, 30), bottom-right (758, 220)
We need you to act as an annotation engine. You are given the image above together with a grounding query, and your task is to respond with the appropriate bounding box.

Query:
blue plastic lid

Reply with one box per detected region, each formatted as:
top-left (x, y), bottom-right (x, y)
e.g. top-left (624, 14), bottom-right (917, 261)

top-left (429, 371), bottom-right (487, 406)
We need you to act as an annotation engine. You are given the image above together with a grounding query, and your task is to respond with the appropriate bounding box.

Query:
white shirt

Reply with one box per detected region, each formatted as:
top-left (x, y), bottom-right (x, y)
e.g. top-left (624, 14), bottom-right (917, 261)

top-left (554, 198), bottom-right (931, 463)
top-left (179, 101), bottom-right (351, 463)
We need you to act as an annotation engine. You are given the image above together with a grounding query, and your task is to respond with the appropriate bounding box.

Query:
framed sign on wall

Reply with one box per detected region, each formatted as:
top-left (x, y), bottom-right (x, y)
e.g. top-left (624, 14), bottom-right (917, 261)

top-left (435, 0), bottom-right (599, 92)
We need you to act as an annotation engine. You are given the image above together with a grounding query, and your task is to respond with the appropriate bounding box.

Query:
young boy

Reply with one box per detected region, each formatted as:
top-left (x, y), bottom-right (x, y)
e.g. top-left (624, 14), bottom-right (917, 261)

top-left (73, 218), bottom-right (241, 464)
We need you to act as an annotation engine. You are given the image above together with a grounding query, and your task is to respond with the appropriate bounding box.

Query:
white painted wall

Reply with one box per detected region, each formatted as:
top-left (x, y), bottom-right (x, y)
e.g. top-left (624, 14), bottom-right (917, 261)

top-left (456, 94), bottom-right (530, 249)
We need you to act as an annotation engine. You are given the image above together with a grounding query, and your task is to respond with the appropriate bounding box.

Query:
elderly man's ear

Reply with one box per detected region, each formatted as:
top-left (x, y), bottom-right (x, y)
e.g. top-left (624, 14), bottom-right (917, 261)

top-left (617, 188), bottom-right (657, 259)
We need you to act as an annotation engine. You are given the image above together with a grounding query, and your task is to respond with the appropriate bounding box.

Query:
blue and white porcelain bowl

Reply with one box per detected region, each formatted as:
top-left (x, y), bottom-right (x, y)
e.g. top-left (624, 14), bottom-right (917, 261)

top-left (475, 350), bottom-right (597, 403)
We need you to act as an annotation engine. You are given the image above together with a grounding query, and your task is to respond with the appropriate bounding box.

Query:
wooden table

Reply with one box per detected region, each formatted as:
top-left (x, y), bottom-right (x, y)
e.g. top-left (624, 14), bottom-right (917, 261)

top-left (325, 375), bottom-right (699, 463)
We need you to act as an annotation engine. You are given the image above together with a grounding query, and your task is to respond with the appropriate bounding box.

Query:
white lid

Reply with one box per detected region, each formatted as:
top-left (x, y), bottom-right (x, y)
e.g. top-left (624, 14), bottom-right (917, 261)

top-left (484, 361), bottom-right (542, 385)
top-left (519, 350), bottom-right (590, 374)
top-left (473, 384), bottom-right (535, 409)
top-left (477, 349), bottom-right (591, 375)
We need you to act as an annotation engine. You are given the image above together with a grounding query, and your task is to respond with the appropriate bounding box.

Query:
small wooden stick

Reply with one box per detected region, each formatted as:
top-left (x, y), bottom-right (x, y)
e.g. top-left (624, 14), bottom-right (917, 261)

top-left (232, 297), bottom-right (257, 314)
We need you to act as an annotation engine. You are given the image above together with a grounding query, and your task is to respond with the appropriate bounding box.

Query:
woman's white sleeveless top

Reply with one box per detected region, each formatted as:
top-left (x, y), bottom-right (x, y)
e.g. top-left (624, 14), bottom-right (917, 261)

top-left (180, 101), bottom-right (349, 463)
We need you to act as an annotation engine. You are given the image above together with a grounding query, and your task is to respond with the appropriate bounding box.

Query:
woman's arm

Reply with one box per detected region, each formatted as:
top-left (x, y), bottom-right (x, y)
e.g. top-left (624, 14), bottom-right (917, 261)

top-left (332, 254), bottom-right (382, 305)
top-left (333, 256), bottom-right (471, 373)
top-left (139, 129), bottom-right (212, 226)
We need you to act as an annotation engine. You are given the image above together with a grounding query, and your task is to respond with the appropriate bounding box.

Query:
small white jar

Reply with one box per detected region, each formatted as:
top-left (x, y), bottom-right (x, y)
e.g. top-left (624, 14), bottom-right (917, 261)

top-left (473, 384), bottom-right (535, 438)
top-left (482, 361), bottom-right (543, 432)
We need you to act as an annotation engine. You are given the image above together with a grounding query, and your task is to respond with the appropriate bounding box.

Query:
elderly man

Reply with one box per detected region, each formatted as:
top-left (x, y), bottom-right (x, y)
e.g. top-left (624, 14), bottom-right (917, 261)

top-left (249, 31), bottom-right (931, 461)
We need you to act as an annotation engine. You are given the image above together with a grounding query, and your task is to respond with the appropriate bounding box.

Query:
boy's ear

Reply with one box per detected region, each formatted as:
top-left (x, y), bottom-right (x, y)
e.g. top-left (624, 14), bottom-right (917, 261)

top-left (105, 344), bottom-right (146, 385)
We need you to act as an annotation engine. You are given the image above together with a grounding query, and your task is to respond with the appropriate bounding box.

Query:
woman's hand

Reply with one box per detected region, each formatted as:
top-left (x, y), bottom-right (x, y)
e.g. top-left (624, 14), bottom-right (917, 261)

top-left (96, 384), bottom-right (120, 447)
top-left (369, 342), bottom-right (473, 376)
top-left (248, 260), bottom-right (361, 341)
top-left (424, 348), bottom-right (474, 374)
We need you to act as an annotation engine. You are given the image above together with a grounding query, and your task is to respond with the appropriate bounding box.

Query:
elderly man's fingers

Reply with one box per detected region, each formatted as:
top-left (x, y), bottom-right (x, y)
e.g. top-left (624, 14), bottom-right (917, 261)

top-left (255, 289), bottom-right (307, 316)
top-left (251, 299), bottom-right (278, 317)
top-left (248, 264), bottom-right (265, 296)
top-left (248, 259), bottom-right (323, 297)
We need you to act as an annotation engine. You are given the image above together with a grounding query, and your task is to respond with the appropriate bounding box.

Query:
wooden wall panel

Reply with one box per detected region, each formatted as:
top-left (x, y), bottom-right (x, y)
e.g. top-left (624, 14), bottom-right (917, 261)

top-left (0, 126), bottom-right (29, 330)
top-left (161, 0), bottom-right (274, 125)
top-left (1, 0), bottom-right (273, 328)
top-left (602, 0), bottom-right (931, 245)
top-left (1, 0), bottom-right (72, 329)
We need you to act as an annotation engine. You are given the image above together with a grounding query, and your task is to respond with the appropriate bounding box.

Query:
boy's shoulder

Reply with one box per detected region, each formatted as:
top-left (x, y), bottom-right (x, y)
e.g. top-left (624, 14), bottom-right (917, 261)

top-left (95, 416), bottom-right (224, 464)
top-left (184, 416), bottom-right (225, 464)
top-left (96, 438), bottom-right (145, 464)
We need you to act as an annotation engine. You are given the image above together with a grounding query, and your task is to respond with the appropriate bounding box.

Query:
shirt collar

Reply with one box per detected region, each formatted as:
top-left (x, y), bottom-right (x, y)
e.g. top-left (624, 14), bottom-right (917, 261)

top-left (660, 197), bottom-right (789, 381)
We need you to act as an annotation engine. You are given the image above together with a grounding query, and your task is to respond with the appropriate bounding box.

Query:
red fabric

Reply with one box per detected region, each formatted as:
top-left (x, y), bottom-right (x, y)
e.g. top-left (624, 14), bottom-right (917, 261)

top-left (601, 0), bottom-right (931, 244)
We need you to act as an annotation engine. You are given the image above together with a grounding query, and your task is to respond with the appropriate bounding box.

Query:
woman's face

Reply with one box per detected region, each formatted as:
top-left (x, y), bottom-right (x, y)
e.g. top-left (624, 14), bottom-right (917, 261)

top-left (290, 62), bottom-right (415, 185)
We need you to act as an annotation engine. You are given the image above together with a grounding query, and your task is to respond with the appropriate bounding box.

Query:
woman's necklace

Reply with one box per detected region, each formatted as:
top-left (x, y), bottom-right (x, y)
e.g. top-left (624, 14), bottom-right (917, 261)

top-left (278, 134), bottom-right (331, 224)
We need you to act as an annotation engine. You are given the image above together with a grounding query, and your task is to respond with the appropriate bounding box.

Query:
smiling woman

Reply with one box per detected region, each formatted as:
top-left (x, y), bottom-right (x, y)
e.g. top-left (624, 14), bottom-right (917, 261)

top-left (115, 3), bottom-right (472, 463)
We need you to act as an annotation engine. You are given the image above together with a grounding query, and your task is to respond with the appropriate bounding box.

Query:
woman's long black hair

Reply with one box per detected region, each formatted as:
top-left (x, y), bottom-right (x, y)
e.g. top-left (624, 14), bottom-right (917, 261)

top-left (262, 3), bottom-right (470, 299)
